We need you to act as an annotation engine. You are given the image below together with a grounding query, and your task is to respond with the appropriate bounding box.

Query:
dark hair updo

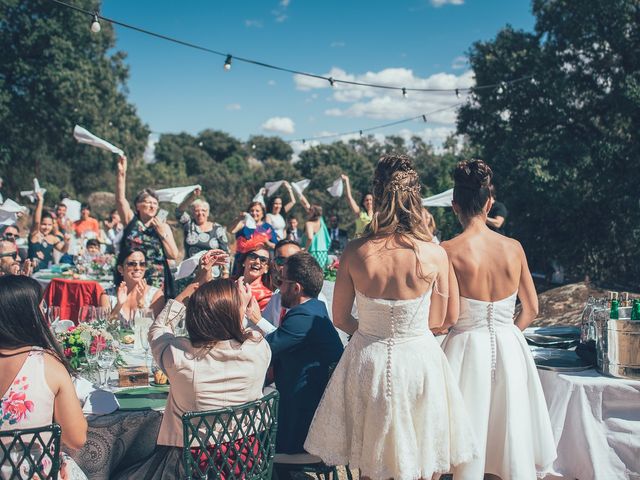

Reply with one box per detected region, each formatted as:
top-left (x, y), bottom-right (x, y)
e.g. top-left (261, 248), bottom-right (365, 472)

top-left (453, 159), bottom-right (493, 218)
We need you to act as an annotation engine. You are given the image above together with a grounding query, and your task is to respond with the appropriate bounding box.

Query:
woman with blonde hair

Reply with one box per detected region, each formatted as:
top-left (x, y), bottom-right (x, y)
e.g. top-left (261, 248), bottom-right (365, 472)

top-left (305, 154), bottom-right (476, 479)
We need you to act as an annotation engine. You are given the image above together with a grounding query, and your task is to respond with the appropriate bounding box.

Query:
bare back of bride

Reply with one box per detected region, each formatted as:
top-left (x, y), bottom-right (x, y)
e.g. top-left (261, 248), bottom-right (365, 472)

top-left (304, 154), bottom-right (477, 480)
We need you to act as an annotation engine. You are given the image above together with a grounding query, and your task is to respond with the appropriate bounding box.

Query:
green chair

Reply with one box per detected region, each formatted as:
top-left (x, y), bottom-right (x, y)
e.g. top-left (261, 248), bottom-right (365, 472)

top-left (0, 423), bottom-right (62, 479)
top-left (182, 390), bottom-right (279, 479)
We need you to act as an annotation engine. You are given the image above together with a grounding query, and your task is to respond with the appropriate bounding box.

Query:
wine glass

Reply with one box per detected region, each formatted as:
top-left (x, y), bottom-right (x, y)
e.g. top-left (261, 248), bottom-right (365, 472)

top-left (132, 308), bottom-right (154, 364)
top-left (46, 306), bottom-right (60, 325)
top-left (78, 305), bottom-right (96, 324)
top-left (97, 348), bottom-right (117, 390)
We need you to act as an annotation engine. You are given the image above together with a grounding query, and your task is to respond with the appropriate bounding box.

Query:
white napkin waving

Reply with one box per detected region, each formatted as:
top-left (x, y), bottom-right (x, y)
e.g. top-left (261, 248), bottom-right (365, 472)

top-left (20, 178), bottom-right (47, 203)
top-left (422, 188), bottom-right (453, 207)
top-left (252, 188), bottom-right (266, 206)
top-left (174, 250), bottom-right (207, 280)
top-left (291, 179), bottom-right (310, 196)
top-left (264, 181), bottom-right (284, 197)
top-left (62, 198), bottom-right (82, 222)
top-left (155, 184), bottom-right (202, 205)
top-left (0, 199), bottom-right (28, 226)
top-left (73, 125), bottom-right (124, 156)
top-left (327, 178), bottom-right (344, 198)
top-left (244, 213), bottom-right (257, 230)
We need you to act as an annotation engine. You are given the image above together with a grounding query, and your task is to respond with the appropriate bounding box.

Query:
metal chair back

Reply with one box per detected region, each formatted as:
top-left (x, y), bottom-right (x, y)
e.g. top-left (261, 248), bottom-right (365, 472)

top-left (182, 390), bottom-right (279, 479)
top-left (0, 423), bottom-right (62, 479)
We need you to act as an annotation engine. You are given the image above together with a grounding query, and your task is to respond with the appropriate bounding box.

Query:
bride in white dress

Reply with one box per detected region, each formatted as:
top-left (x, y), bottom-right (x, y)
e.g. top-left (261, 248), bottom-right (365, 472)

top-left (439, 159), bottom-right (556, 480)
top-left (305, 154), bottom-right (477, 480)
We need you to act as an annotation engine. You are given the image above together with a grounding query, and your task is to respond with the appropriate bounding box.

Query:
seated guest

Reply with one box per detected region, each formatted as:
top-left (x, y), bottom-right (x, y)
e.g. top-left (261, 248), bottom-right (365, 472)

top-left (0, 238), bottom-right (20, 276)
top-left (100, 248), bottom-right (166, 321)
top-left (85, 238), bottom-right (101, 257)
top-left (73, 203), bottom-right (100, 238)
top-left (104, 209), bottom-right (124, 255)
top-left (246, 252), bottom-right (343, 455)
top-left (236, 246), bottom-right (273, 311)
top-left (54, 202), bottom-right (73, 235)
top-left (28, 191), bottom-right (69, 271)
top-left (114, 277), bottom-right (270, 479)
top-left (0, 224), bottom-right (20, 242)
top-left (0, 276), bottom-right (87, 478)
top-left (229, 201), bottom-right (278, 275)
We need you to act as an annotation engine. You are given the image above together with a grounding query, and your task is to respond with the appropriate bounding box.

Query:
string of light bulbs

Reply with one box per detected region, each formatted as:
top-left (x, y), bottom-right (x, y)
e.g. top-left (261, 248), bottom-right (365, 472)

top-left (289, 102), bottom-right (464, 144)
top-left (51, 0), bottom-right (534, 96)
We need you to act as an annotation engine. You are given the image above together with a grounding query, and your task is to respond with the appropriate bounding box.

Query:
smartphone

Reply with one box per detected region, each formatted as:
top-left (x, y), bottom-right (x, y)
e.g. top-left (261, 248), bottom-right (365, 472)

top-left (157, 209), bottom-right (169, 222)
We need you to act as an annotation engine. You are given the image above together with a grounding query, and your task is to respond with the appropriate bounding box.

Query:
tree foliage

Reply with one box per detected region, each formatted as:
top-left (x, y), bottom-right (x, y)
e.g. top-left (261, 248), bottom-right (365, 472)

top-left (457, 0), bottom-right (640, 286)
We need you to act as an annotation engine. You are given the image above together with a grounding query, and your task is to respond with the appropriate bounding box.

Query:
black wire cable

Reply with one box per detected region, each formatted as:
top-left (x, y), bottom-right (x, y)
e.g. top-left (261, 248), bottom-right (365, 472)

top-left (50, 0), bottom-right (533, 93)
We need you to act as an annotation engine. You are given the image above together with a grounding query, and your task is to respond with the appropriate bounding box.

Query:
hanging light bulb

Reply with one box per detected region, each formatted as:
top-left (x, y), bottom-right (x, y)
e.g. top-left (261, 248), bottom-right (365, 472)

top-left (497, 82), bottom-right (506, 95)
top-left (359, 130), bottom-right (363, 137)
top-left (251, 144), bottom-right (257, 150)
top-left (455, 88), bottom-right (461, 99)
top-left (302, 139), bottom-right (306, 145)
top-left (402, 88), bottom-right (408, 99)
top-left (90, 14), bottom-right (101, 33)
top-left (224, 55), bottom-right (232, 71)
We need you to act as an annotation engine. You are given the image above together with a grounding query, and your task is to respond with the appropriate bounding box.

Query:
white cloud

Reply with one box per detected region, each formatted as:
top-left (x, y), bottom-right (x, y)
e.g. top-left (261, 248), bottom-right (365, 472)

top-left (267, 80), bottom-right (276, 86)
top-left (272, 0), bottom-right (290, 22)
top-left (261, 116), bottom-right (295, 135)
top-left (274, 14), bottom-right (288, 22)
top-left (225, 103), bottom-right (242, 111)
top-left (431, 0), bottom-right (464, 6)
top-left (330, 41), bottom-right (346, 48)
top-left (280, 0), bottom-right (290, 6)
top-left (451, 55), bottom-right (468, 70)
top-left (294, 66), bottom-right (473, 123)
top-left (244, 19), bottom-right (263, 28)
top-left (143, 133), bottom-right (159, 163)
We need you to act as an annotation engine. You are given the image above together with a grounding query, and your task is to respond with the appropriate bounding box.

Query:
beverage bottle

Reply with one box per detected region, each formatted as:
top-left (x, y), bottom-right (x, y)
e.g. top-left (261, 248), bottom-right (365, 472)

top-left (631, 299), bottom-right (640, 321)
top-left (609, 292), bottom-right (619, 320)
top-left (621, 292), bottom-right (630, 307)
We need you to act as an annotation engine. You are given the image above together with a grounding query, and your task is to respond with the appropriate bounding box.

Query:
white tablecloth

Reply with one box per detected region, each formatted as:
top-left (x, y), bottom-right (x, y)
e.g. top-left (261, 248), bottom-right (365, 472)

top-left (538, 368), bottom-right (640, 480)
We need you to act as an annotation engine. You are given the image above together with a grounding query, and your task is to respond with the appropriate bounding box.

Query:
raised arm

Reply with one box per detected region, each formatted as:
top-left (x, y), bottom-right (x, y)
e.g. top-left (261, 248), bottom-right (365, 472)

top-left (282, 181), bottom-right (296, 213)
top-left (341, 174), bottom-right (360, 215)
top-left (303, 221), bottom-right (314, 250)
top-left (332, 245), bottom-right (358, 335)
top-left (30, 191), bottom-right (44, 239)
top-left (116, 155), bottom-right (134, 225)
top-left (228, 212), bottom-right (246, 234)
top-left (298, 192), bottom-right (311, 211)
top-left (150, 216), bottom-right (179, 260)
top-left (176, 187), bottom-right (201, 216)
top-left (514, 243), bottom-right (538, 330)
top-left (48, 355), bottom-right (87, 451)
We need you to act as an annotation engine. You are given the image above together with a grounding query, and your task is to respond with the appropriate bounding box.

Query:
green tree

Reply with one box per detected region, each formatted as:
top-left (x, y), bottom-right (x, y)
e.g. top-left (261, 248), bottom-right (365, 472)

top-left (457, 0), bottom-right (640, 285)
top-left (0, 0), bottom-right (148, 202)
top-left (247, 135), bottom-right (293, 162)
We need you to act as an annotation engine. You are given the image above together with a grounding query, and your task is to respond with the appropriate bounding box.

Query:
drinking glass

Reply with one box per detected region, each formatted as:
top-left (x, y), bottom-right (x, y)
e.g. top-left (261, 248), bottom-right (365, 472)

top-left (132, 309), bottom-right (154, 363)
top-left (78, 305), bottom-right (97, 324)
top-left (46, 306), bottom-right (60, 325)
top-left (97, 348), bottom-right (117, 390)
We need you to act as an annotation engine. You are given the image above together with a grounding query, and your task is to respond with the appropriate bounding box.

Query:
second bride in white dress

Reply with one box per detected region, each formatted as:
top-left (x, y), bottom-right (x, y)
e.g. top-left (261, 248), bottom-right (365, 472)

top-left (304, 154), bottom-right (477, 480)
top-left (440, 159), bottom-right (556, 480)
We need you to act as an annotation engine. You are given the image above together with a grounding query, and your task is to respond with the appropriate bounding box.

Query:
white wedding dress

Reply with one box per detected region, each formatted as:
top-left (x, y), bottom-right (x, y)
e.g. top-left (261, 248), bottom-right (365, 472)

top-left (304, 289), bottom-right (477, 480)
top-left (441, 293), bottom-right (557, 480)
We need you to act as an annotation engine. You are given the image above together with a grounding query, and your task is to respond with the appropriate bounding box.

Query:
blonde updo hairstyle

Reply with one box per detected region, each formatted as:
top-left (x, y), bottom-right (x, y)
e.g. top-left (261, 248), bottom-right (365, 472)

top-left (367, 154), bottom-right (432, 242)
top-left (366, 154), bottom-right (434, 281)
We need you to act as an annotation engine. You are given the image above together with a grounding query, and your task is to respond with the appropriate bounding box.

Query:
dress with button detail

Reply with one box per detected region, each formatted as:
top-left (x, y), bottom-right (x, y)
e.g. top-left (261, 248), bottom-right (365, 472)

top-left (305, 289), bottom-right (477, 480)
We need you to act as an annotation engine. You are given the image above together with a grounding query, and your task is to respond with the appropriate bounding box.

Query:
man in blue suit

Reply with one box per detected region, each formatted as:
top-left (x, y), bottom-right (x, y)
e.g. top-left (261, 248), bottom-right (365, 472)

top-left (248, 252), bottom-right (343, 455)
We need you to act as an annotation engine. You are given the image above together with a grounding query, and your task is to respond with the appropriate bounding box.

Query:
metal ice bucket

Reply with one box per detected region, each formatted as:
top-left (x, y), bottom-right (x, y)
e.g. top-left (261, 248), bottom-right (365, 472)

top-left (598, 312), bottom-right (640, 379)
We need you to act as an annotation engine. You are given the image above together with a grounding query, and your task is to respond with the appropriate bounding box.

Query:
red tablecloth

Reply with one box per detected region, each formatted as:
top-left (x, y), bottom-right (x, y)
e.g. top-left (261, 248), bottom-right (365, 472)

top-left (43, 278), bottom-right (105, 324)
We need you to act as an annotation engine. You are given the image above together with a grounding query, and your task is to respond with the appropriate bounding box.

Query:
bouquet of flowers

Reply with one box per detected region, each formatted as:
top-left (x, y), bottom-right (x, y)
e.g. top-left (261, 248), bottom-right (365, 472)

top-left (56, 321), bottom-right (124, 369)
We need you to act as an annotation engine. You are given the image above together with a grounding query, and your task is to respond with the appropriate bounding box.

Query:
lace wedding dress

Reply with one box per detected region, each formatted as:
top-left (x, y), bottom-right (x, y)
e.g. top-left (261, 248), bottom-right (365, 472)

top-left (305, 289), bottom-right (477, 480)
top-left (441, 293), bottom-right (556, 480)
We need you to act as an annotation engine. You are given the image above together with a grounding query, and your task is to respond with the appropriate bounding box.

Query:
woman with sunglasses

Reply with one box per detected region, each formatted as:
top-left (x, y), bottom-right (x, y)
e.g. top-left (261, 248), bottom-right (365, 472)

top-left (236, 246), bottom-right (273, 311)
top-left (116, 155), bottom-right (178, 298)
top-left (100, 248), bottom-right (166, 321)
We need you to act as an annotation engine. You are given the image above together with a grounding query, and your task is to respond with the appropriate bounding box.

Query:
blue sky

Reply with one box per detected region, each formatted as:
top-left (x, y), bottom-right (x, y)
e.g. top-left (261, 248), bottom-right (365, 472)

top-left (100, 0), bottom-right (535, 155)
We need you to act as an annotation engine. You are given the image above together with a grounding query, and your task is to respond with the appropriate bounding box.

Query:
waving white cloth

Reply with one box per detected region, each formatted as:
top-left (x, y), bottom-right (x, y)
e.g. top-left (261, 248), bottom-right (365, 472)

top-left (61, 198), bottom-right (82, 222)
top-left (0, 199), bottom-right (28, 226)
top-left (252, 188), bottom-right (266, 206)
top-left (155, 184), bottom-right (202, 205)
top-left (73, 125), bottom-right (124, 156)
top-left (20, 178), bottom-right (47, 203)
top-left (327, 178), bottom-right (344, 198)
top-left (174, 250), bottom-right (207, 281)
top-left (244, 213), bottom-right (257, 230)
top-left (422, 188), bottom-right (453, 207)
top-left (291, 179), bottom-right (310, 196)
top-left (264, 181), bottom-right (284, 197)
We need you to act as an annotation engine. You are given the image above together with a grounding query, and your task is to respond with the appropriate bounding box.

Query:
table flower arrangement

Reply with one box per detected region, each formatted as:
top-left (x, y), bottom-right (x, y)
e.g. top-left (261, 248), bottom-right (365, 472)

top-left (56, 322), bottom-right (124, 370)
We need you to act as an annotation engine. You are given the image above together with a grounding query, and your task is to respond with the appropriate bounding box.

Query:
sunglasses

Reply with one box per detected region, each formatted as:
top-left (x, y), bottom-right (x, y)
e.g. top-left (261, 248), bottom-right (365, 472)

top-left (0, 251), bottom-right (17, 260)
top-left (247, 252), bottom-right (269, 264)
top-left (126, 261), bottom-right (146, 268)
top-left (2, 232), bottom-right (17, 239)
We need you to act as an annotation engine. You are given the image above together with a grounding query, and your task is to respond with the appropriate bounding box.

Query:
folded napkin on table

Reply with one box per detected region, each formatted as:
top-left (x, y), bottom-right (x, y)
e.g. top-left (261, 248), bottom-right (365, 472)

top-left (74, 376), bottom-right (119, 415)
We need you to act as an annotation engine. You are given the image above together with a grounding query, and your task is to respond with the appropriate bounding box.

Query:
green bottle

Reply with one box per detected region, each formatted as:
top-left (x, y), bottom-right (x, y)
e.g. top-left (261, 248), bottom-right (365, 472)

top-left (631, 300), bottom-right (640, 321)
top-left (609, 292), bottom-right (619, 320)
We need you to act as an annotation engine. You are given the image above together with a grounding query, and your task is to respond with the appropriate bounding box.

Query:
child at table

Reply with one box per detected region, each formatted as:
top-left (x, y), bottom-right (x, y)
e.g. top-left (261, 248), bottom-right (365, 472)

top-left (114, 271), bottom-right (270, 480)
top-left (0, 275), bottom-right (88, 479)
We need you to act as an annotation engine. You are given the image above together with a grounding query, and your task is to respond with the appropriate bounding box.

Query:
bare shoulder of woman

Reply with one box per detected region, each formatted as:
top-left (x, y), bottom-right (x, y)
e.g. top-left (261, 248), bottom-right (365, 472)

top-left (42, 351), bottom-right (70, 394)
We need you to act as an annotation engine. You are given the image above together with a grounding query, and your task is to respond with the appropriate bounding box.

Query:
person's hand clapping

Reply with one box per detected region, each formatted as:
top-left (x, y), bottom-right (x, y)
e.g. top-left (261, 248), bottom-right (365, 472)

top-left (246, 296), bottom-right (262, 325)
top-left (236, 276), bottom-right (253, 311)
top-left (116, 281), bottom-right (128, 306)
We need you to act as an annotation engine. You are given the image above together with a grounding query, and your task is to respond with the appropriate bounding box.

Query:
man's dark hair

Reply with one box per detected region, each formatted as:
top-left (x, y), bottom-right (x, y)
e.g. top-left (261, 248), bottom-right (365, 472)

top-left (275, 238), bottom-right (300, 253)
top-left (284, 252), bottom-right (323, 298)
top-left (85, 239), bottom-right (100, 249)
top-left (81, 203), bottom-right (91, 211)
